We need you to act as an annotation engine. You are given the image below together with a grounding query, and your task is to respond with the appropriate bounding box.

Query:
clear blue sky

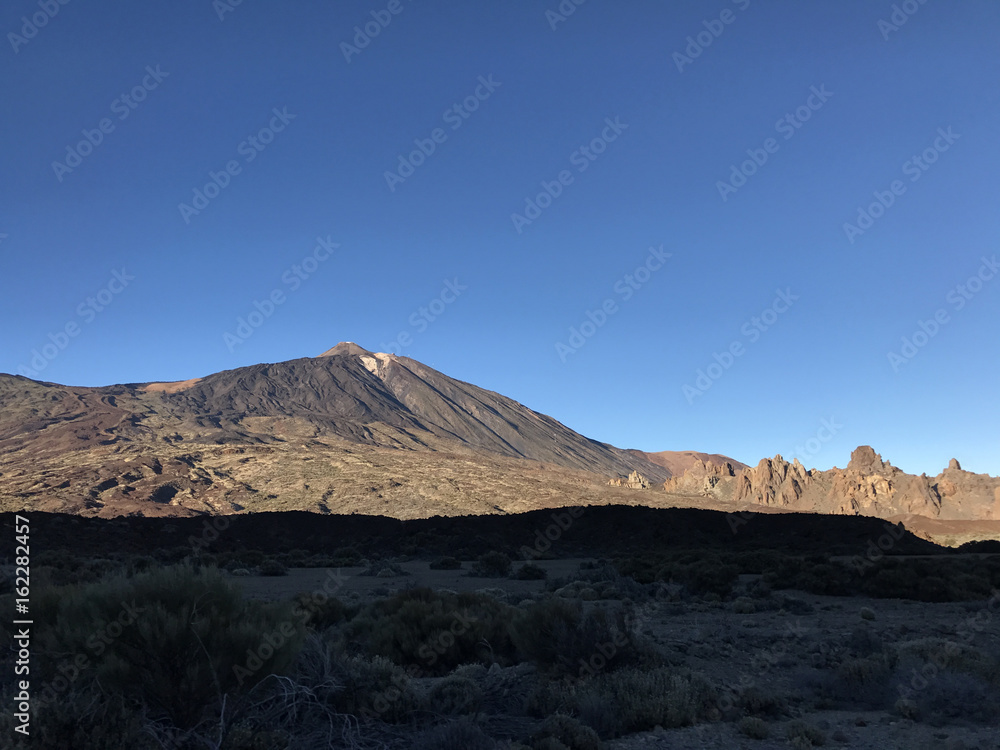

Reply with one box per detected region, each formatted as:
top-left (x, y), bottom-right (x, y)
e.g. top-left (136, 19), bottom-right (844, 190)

top-left (2, 0), bottom-right (998, 476)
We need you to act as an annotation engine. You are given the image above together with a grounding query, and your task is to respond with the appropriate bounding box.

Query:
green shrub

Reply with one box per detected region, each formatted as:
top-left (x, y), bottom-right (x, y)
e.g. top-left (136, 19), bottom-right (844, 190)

top-left (576, 666), bottom-right (717, 737)
top-left (896, 638), bottom-right (1000, 686)
top-left (525, 680), bottom-right (573, 719)
top-left (284, 548), bottom-right (310, 565)
top-left (411, 719), bottom-right (495, 750)
top-left (289, 635), bottom-right (417, 725)
top-left (835, 650), bottom-right (897, 707)
top-left (127, 555), bottom-right (157, 574)
top-left (361, 559), bottom-right (409, 577)
top-left (531, 713), bottom-right (600, 750)
top-left (331, 546), bottom-right (362, 565)
top-left (33, 564), bottom-right (304, 730)
top-left (515, 563), bottom-right (547, 580)
top-left (230, 550), bottom-right (267, 568)
top-left (573, 689), bottom-right (617, 738)
top-left (786, 719), bottom-right (826, 747)
top-left (510, 597), bottom-right (636, 677)
top-left (0, 687), bottom-right (152, 750)
top-left (680, 558), bottom-right (739, 597)
top-left (471, 551), bottom-right (513, 578)
top-left (344, 587), bottom-right (517, 674)
top-left (905, 669), bottom-right (1000, 724)
top-left (738, 716), bottom-right (770, 739)
top-left (291, 592), bottom-right (346, 630)
top-left (865, 565), bottom-right (920, 599)
top-left (258, 559), bottom-right (288, 576)
top-left (427, 675), bottom-right (483, 715)
top-left (333, 654), bottom-right (417, 722)
top-left (614, 552), bottom-right (738, 597)
top-left (738, 685), bottom-right (785, 717)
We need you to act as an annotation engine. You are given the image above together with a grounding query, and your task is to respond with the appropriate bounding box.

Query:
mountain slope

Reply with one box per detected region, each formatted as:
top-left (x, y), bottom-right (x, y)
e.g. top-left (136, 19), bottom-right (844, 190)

top-left (642, 450), bottom-right (747, 477)
top-left (145, 342), bottom-right (670, 479)
top-left (0, 343), bottom-right (671, 516)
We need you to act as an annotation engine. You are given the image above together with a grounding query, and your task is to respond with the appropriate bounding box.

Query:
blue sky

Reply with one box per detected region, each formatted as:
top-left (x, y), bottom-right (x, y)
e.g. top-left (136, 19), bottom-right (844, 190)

top-left (2, 0), bottom-right (998, 476)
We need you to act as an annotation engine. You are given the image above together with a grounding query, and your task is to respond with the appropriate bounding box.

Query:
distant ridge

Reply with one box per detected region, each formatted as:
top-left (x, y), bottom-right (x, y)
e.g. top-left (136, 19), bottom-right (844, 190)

top-left (641, 450), bottom-right (748, 477)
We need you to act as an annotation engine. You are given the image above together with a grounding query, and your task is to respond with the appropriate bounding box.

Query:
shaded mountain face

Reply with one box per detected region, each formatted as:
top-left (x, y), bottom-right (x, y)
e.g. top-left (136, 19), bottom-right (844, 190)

top-left (158, 342), bottom-right (671, 479)
top-left (0, 343), bottom-right (671, 516)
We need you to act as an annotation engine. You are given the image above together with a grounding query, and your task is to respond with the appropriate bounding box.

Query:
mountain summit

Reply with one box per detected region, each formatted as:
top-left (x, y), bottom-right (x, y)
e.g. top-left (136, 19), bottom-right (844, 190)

top-left (317, 341), bottom-right (375, 358)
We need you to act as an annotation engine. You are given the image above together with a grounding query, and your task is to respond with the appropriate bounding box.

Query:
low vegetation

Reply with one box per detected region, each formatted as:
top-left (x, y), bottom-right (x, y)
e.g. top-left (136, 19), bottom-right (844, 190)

top-left (3, 537), bottom-right (998, 749)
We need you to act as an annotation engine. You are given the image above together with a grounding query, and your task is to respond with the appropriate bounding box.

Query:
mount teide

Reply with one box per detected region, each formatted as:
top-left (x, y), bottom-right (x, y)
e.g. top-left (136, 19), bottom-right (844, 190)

top-left (4, 343), bottom-right (997, 545)
top-left (0, 343), bottom-right (678, 516)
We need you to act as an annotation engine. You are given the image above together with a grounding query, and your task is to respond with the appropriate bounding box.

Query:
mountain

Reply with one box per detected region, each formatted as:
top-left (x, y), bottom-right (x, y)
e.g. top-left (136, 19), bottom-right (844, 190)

top-left (663, 446), bottom-right (1000, 522)
top-left (3, 345), bottom-right (995, 543)
top-left (0, 343), bottom-right (673, 516)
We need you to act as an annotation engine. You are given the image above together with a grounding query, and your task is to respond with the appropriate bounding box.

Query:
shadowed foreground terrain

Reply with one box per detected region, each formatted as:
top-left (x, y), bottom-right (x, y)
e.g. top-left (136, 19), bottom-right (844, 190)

top-left (3, 506), bottom-right (999, 749)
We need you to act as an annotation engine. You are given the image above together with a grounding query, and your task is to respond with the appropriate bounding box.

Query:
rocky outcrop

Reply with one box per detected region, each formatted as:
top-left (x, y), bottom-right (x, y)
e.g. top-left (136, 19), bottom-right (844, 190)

top-left (846, 445), bottom-right (888, 474)
top-left (824, 446), bottom-right (942, 517)
top-left (929, 460), bottom-right (1000, 520)
top-left (732, 456), bottom-right (811, 507)
top-left (662, 445), bottom-right (1000, 523)
top-left (609, 470), bottom-right (651, 489)
top-left (662, 459), bottom-right (739, 497)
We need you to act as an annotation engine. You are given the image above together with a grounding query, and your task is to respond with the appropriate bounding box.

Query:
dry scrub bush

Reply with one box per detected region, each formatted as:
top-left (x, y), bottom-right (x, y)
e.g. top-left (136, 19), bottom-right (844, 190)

top-left (530, 713), bottom-right (601, 750)
top-left (33, 564), bottom-right (304, 730)
top-left (738, 715), bottom-right (770, 739)
top-left (575, 667), bottom-right (718, 737)
top-left (509, 597), bottom-right (637, 677)
top-left (342, 587), bottom-right (517, 674)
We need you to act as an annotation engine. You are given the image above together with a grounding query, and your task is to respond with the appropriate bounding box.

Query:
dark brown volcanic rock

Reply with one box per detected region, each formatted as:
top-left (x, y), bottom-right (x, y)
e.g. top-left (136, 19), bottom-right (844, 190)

top-left (5, 505), bottom-right (943, 560)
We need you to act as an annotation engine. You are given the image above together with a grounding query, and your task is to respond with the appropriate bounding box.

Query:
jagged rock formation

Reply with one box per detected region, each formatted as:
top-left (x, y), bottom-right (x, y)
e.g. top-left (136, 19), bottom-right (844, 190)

top-left (662, 445), bottom-right (1000, 523)
top-left (662, 459), bottom-right (740, 498)
top-left (826, 446), bottom-right (942, 516)
top-left (734, 456), bottom-right (812, 507)
top-left (608, 470), bottom-right (651, 489)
